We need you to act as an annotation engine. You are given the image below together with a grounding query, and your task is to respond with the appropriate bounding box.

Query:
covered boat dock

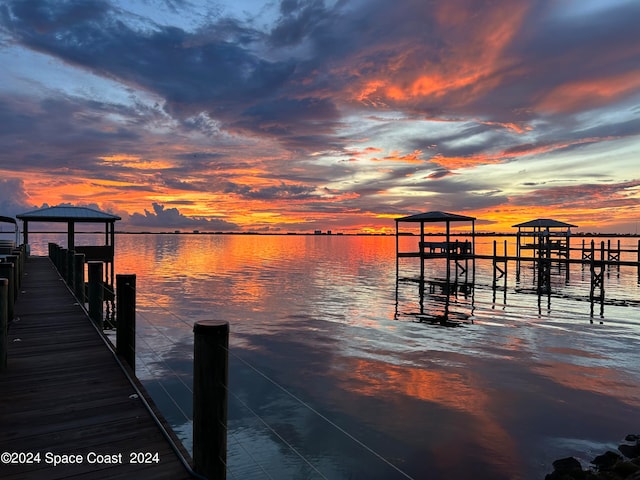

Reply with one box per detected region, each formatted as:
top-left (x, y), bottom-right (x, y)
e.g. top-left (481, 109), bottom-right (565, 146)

top-left (395, 211), bottom-right (476, 259)
top-left (513, 218), bottom-right (576, 261)
top-left (16, 206), bottom-right (121, 288)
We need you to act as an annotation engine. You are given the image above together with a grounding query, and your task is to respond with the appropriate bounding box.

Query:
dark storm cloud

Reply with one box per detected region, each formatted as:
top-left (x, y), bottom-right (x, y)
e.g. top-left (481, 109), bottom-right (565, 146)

top-left (222, 181), bottom-right (316, 200)
top-left (0, 93), bottom-right (229, 195)
top-left (0, 0), bottom-right (314, 133)
top-left (0, 179), bottom-right (31, 218)
top-left (4, 0), bottom-right (639, 146)
top-left (0, 0), bottom-right (360, 161)
top-left (128, 202), bottom-right (239, 230)
top-left (270, 0), bottom-right (334, 47)
top-left (238, 97), bottom-right (339, 134)
top-left (510, 180), bottom-right (640, 209)
top-left (0, 95), bottom-right (140, 171)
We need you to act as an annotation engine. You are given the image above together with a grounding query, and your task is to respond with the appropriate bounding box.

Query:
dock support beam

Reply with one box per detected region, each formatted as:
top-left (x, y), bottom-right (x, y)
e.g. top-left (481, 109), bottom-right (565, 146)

top-left (193, 320), bottom-right (229, 480)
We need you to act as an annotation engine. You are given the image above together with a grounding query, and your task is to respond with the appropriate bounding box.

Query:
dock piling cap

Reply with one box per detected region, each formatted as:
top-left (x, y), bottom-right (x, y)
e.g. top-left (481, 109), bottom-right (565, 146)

top-left (193, 320), bottom-right (229, 335)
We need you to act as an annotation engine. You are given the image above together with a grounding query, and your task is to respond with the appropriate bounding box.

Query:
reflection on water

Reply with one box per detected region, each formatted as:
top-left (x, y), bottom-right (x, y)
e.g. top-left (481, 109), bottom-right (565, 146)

top-left (28, 234), bottom-right (640, 479)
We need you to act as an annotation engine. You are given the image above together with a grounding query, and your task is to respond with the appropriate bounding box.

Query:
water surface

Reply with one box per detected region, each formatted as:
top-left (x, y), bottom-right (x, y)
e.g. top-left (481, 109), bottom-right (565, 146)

top-left (29, 233), bottom-right (640, 479)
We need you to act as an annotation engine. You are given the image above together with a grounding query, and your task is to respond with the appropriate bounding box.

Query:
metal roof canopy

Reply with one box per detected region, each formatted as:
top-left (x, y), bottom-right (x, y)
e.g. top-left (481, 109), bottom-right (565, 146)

top-left (512, 218), bottom-right (577, 230)
top-left (395, 210), bottom-right (476, 255)
top-left (16, 206), bottom-right (121, 250)
top-left (396, 211), bottom-right (476, 223)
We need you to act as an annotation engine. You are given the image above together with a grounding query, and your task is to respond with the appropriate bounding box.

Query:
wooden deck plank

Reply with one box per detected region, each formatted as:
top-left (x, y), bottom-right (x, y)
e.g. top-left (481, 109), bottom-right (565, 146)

top-left (0, 256), bottom-right (193, 480)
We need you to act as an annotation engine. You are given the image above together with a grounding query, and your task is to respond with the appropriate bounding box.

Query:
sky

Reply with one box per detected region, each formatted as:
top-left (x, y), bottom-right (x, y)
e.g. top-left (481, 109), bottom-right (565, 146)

top-left (0, 0), bottom-right (639, 234)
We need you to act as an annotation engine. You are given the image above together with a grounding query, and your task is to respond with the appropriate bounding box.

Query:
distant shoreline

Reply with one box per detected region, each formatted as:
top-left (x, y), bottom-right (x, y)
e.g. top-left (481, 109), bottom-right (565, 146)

top-left (5, 230), bottom-right (640, 238)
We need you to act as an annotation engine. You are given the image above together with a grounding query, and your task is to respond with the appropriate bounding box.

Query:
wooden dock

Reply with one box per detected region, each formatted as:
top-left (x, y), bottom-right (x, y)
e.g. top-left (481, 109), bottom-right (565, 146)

top-left (0, 257), bottom-right (194, 480)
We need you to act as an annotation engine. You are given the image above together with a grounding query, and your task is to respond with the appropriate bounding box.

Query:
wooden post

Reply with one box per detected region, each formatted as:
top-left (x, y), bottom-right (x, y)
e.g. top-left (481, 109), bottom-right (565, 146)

top-left (116, 274), bottom-right (136, 370)
top-left (11, 249), bottom-right (23, 287)
top-left (193, 320), bottom-right (229, 480)
top-left (419, 222), bottom-right (425, 282)
top-left (589, 239), bottom-right (595, 300)
top-left (503, 240), bottom-right (508, 304)
top-left (0, 279), bottom-right (8, 371)
top-left (74, 253), bottom-right (85, 303)
top-left (599, 241), bottom-right (605, 305)
top-left (6, 255), bottom-right (19, 300)
top-left (0, 263), bottom-right (14, 321)
top-left (60, 248), bottom-right (68, 279)
top-left (492, 240), bottom-right (497, 288)
top-left (87, 261), bottom-right (103, 325)
top-left (55, 244), bottom-right (61, 271)
top-left (67, 250), bottom-right (75, 288)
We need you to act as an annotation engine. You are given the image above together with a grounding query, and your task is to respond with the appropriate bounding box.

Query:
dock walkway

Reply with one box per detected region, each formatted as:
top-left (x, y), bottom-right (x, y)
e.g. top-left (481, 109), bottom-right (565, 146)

top-left (0, 256), bottom-right (193, 479)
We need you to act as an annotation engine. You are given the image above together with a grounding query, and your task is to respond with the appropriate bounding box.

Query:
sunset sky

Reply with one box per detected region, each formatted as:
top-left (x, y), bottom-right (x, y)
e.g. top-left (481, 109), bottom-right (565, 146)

top-left (1, 0), bottom-right (639, 233)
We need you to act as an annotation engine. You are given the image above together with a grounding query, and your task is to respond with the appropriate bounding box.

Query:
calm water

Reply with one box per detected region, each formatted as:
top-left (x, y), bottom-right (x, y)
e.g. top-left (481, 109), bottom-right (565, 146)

top-left (29, 233), bottom-right (640, 479)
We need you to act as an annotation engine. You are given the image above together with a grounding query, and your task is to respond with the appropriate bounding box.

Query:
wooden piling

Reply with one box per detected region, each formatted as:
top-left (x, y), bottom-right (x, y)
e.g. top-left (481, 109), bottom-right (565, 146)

top-left (74, 252), bottom-right (85, 302)
top-left (49, 243), bottom-right (55, 265)
top-left (60, 248), bottom-right (68, 280)
top-left (6, 255), bottom-right (20, 300)
top-left (116, 274), bottom-right (136, 369)
top-left (537, 235), bottom-right (551, 295)
top-left (67, 249), bottom-right (75, 288)
top-left (87, 261), bottom-right (103, 325)
top-left (589, 241), bottom-right (606, 317)
top-left (0, 263), bottom-right (14, 321)
top-left (0, 278), bottom-right (7, 371)
top-left (11, 249), bottom-right (23, 288)
top-left (492, 240), bottom-right (497, 285)
top-left (193, 320), bottom-right (229, 480)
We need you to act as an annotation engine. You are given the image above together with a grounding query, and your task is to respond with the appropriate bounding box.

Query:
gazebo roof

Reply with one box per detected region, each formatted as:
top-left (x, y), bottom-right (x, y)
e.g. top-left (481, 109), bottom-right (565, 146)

top-left (396, 211), bottom-right (476, 223)
top-left (16, 206), bottom-right (121, 223)
top-left (512, 218), bottom-right (577, 229)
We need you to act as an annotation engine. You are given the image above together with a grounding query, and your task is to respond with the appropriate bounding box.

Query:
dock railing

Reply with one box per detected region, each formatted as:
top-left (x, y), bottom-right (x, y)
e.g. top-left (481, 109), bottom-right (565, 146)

top-left (0, 244), bottom-right (25, 372)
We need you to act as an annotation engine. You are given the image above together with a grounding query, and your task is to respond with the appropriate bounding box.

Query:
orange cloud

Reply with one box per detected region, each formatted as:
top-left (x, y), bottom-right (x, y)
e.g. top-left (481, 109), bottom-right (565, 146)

top-left (99, 154), bottom-right (174, 170)
top-left (430, 153), bottom-right (505, 170)
top-left (538, 70), bottom-right (640, 113)
top-left (352, 1), bottom-right (530, 107)
top-left (380, 149), bottom-right (424, 164)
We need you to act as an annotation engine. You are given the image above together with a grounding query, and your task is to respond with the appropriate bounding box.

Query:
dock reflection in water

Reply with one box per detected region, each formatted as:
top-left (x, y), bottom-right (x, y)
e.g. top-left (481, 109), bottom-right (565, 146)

top-left (28, 233), bottom-right (640, 479)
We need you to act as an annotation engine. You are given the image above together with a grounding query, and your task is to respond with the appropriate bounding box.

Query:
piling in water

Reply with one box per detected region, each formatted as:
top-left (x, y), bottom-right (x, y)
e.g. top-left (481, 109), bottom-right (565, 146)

top-left (116, 274), bottom-right (136, 370)
top-left (193, 320), bottom-right (229, 480)
top-left (87, 261), bottom-right (103, 325)
top-left (0, 279), bottom-right (8, 371)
